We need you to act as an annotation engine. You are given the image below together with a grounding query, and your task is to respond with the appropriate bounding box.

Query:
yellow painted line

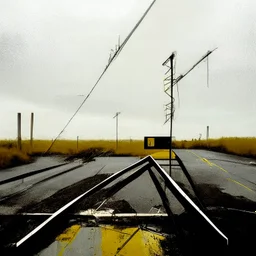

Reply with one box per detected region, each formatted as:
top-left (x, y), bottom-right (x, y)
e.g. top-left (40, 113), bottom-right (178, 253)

top-left (211, 163), bottom-right (228, 173)
top-left (101, 226), bottom-right (164, 255)
top-left (56, 224), bottom-right (81, 256)
top-left (202, 158), bottom-right (213, 166)
top-left (188, 150), bottom-right (228, 173)
top-left (188, 151), bottom-right (255, 193)
top-left (141, 229), bottom-right (165, 255)
top-left (56, 224), bottom-right (81, 242)
top-left (188, 150), bottom-right (204, 160)
top-left (188, 151), bottom-right (213, 167)
top-left (150, 150), bottom-right (175, 160)
top-left (227, 178), bottom-right (254, 192)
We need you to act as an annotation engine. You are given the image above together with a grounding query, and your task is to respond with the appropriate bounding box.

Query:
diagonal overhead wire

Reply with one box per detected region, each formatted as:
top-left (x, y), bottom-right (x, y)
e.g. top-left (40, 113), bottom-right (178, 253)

top-left (165, 48), bottom-right (217, 92)
top-left (44, 0), bottom-right (157, 154)
top-left (114, 0), bottom-right (157, 60)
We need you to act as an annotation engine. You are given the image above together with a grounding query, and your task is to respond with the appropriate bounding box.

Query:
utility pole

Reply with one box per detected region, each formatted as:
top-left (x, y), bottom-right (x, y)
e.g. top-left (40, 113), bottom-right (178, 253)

top-left (206, 126), bottom-right (209, 140)
top-left (162, 49), bottom-right (217, 177)
top-left (113, 112), bottom-right (121, 151)
top-left (77, 136), bottom-right (79, 152)
top-left (17, 113), bottom-right (22, 150)
top-left (30, 112), bottom-right (34, 149)
top-left (163, 53), bottom-right (175, 176)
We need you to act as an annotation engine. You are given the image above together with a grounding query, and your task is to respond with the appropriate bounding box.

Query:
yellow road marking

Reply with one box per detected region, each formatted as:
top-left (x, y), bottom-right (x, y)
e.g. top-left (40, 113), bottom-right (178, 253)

top-left (101, 226), bottom-right (164, 255)
top-left (202, 158), bottom-right (213, 166)
top-left (150, 150), bottom-right (175, 160)
top-left (188, 150), bottom-right (228, 173)
top-left (56, 224), bottom-right (81, 256)
top-left (227, 178), bottom-right (254, 192)
top-left (188, 150), bottom-right (254, 192)
top-left (211, 163), bottom-right (228, 173)
top-left (188, 150), bottom-right (204, 161)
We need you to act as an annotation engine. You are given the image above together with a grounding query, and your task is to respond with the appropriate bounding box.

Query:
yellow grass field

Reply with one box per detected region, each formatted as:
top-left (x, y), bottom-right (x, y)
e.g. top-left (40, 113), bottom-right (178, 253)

top-left (16, 139), bottom-right (165, 156)
top-left (0, 139), bottom-right (169, 169)
top-left (0, 147), bottom-right (30, 169)
top-left (1, 137), bottom-right (256, 169)
top-left (174, 137), bottom-right (256, 158)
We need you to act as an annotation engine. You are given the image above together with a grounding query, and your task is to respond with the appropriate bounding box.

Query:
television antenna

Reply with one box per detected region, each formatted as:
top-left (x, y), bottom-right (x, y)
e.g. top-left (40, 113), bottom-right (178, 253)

top-left (162, 48), bottom-right (217, 176)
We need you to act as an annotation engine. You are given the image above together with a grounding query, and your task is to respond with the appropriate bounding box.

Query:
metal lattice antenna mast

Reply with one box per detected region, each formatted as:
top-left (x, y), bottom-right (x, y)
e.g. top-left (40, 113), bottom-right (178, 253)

top-left (162, 48), bottom-right (217, 177)
top-left (162, 53), bottom-right (175, 176)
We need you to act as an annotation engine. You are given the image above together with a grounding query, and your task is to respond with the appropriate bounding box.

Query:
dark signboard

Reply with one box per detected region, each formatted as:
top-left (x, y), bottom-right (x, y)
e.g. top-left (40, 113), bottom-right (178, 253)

top-left (144, 136), bottom-right (171, 149)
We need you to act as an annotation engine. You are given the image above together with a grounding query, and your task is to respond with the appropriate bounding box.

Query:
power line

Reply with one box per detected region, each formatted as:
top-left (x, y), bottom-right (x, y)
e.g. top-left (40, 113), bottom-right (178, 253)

top-left (44, 0), bottom-right (157, 154)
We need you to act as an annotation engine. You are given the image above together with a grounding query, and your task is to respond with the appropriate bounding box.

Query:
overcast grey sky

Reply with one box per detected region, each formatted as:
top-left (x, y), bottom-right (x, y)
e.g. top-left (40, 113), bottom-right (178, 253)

top-left (0, 0), bottom-right (256, 140)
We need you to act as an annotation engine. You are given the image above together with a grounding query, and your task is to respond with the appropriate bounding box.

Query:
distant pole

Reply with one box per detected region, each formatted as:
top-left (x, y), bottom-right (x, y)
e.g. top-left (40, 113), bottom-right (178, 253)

top-left (206, 126), bottom-right (209, 140)
top-left (77, 136), bottom-right (79, 152)
top-left (30, 112), bottom-right (34, 149)
top-left (17, 113), bottom-right (22, 150)
top-left (113, 112), bottom-right (121, 151)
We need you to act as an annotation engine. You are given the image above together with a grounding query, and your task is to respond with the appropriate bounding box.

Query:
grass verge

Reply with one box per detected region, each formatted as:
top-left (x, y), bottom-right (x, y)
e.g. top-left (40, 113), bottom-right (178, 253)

top-left (173, 137), bottom-right (256, 158)
top-left (1, 137), bottom-right (256, 169)
top-left (0, 139), bottom-right (165, 170)
top-left (0, 140), bottom-right (164, 157)
top-left (0, 147), bottom-right (31, 170)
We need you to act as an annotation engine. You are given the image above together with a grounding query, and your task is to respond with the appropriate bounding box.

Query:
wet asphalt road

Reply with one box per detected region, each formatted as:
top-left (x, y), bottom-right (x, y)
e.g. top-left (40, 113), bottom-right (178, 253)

top-left (174, 149), bottom-right (256, 202)
top-left (0, 150), bottom-right (256, 214)
top-left (0, 157), bottom-right (140, 214)
top-left (0, 156), bottom-right (65, 182)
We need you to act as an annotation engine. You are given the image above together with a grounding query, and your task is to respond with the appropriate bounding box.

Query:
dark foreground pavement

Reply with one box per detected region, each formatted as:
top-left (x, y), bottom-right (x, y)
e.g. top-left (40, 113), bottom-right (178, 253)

top-left (0, 152), bottom-right (256, 255)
